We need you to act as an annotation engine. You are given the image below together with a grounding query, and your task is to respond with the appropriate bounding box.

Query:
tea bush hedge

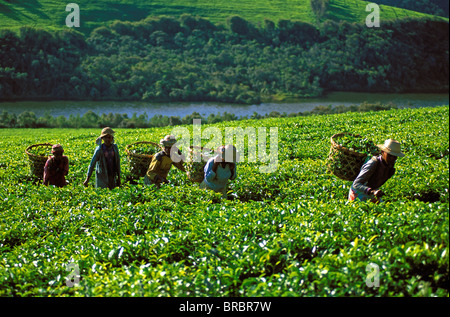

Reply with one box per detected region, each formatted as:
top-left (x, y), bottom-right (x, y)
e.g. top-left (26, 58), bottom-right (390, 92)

top-left (0, 106), bottom-right (448, 296)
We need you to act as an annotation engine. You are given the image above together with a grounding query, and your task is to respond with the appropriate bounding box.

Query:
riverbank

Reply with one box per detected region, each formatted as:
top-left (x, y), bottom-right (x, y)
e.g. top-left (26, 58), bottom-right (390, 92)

top-left (1, 92), bottom-right (448, 120)
top-left (1, 99), bottom-right (449, 129)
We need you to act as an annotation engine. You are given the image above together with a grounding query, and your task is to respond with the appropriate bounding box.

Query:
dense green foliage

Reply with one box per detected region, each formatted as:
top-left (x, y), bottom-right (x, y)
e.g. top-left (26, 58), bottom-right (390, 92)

top-left (1, 15), bottom-right (448, 104)
top-left (26, 143), bottom-right (52, 157)
top-left (127, 142), bottom-right (161, 156)
top-left (334, 134), bottom-right (380, 156)
top-left (0, 106), bottom-right (448, 296)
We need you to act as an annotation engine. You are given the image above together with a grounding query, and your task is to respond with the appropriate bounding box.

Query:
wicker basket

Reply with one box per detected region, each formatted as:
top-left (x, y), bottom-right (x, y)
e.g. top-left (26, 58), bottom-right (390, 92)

top-left (25, 143), bottom-right (53, 178)
top-left (125, 141), bottom-right (162, 179)
top-left (327, 133), bottom-right (369, 182)
top-left (185, 146), bottom-right (214, 183)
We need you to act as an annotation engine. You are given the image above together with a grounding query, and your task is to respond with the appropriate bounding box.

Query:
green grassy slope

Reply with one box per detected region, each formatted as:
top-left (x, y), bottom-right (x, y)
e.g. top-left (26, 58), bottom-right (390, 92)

top-left (0, 0), bottom-right (443, 34)
top-left (327, 0), bottom-right (434, 22)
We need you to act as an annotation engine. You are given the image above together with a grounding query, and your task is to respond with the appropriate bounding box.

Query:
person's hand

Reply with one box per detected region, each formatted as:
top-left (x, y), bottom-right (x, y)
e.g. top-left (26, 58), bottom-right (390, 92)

top-left (212, 162), bottom-right (220, 173)
top-left (161, 175), bottom-right (169, 184)
top-left (371, 189), bottom-right (385, 198)
top-left (154, 175), bottom-right (162, 183)
top-left (155, 175), bottom-right (169, 184)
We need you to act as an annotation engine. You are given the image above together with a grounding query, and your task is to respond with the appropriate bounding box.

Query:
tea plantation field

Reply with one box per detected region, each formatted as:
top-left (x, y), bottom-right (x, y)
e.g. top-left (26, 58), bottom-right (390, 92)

top-left (1, 0), bottom-right (437, 34)
top-left (0, 106), bottom-right (448, 297)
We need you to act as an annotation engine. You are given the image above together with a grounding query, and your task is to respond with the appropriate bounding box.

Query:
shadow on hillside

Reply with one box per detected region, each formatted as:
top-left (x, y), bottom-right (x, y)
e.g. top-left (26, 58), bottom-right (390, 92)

top-left (0, 3), bottom-right (28, 21)
top-left (101, 3), bottom-right (149, 22)
top-left (326, 1), bottom-right (358, 23)
top-left (86, 3), bottom-right (212, 24)
top-left (6, 0), bottom-right (50, 20)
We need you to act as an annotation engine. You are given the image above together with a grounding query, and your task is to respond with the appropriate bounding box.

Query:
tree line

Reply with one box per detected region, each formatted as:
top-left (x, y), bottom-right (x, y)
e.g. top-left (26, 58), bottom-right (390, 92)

top-left (0, 14), bottom-right (448, 105)
top-left (0, 102), bottom-right (397, 128)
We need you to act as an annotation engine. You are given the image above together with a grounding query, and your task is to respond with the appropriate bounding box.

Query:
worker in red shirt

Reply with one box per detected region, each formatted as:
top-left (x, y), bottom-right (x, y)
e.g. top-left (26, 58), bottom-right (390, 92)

top-left (43, 144), bottom-right (69, 187)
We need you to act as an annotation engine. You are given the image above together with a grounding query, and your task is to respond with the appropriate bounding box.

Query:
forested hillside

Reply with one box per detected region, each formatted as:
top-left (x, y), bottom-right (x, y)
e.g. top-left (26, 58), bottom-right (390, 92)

top-left (0, 15), bottom-right (448, 104)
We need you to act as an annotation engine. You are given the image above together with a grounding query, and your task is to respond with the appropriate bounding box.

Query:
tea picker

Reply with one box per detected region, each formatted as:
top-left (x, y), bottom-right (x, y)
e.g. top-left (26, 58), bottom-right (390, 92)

top-left (144, 135), bottom-right (186, 188)
top-left (349, 139), bottom-right (405, 203)
top-left (200, 145), bottom-right (239, 199)
top-left (43, 144), bottom-right (69, 187)
top-left (83, 127), bottom-right (121, 189)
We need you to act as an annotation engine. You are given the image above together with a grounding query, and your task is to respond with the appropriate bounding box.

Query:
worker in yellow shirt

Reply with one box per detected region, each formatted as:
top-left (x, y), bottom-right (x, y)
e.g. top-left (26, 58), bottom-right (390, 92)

top-left (144, 135), bottom-right (185, 187)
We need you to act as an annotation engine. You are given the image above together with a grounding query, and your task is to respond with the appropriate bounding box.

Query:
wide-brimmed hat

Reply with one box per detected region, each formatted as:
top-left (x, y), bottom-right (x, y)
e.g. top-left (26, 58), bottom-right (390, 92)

top-left (160, 135), bottom-right (177, 147)
top-left (214, 145), bottom-right (240, 163)
top-left (51, 144), bottom-right (64, 153)
top-left (377, 139), bottom-right (405, 157)
top-left (100, 127), bottom-right (115, 138)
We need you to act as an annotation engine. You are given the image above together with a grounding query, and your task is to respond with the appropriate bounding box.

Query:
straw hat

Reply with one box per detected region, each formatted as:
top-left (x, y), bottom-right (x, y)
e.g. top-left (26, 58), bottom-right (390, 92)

top-left (100, 127), bottom-right (115, 138)
top-left (214, 145), bottom-right (240, 163)
top-left (160, 135), bottom-right (177, 147)
top-left (377, 139), bottom-right (405, 157)
top-left (51, 144), bottom-right (64, 153)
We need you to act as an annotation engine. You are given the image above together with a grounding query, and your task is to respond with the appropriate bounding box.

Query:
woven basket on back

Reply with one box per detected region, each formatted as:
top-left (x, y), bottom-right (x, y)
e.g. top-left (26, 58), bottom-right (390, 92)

top-left (327, 133), bottom-right (369, 182)
top-left (185, 146), bottom-right (214, 183)
top-left (25, 143), bottom-right (53, 178)
top-left (125, 141), bottom-right (162, 179)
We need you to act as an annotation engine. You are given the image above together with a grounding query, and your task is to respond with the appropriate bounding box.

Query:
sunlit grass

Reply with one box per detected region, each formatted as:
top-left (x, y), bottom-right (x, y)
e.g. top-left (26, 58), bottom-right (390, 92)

top-left (1, 0), bottom-right (443, 35)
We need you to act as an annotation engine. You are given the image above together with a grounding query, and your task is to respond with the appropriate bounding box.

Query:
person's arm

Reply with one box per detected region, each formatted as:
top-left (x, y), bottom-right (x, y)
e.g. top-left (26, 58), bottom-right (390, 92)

top-left (204, 158), bottom-right (217, 182)
top-left (229, 163), bottom-right (237, 180)
top-left (63, 156), bottom-right (69, 176)
top-left (352, 158), bottom-right (378, 195)
top-left (84, 147), bottom-right (100, 186)
top-left (114, 144), bottom-right (121, 186)
top-left (173, 161), bottom-right (186, 172)
top-left (171, 149), bottom-right (186, 172)
top-left (43, 158), bottom-right (51, 186)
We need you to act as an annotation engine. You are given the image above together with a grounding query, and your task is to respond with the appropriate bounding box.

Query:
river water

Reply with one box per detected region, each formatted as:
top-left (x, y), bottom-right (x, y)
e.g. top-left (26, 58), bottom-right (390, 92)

top-left (0, 92), bottom-right (448, 119)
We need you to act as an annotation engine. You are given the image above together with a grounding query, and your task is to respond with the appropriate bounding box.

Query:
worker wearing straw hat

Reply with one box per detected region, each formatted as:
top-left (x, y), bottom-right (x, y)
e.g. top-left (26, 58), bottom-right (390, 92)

top-left (200, 144), bottom-right (239, 199)
top-left (349, 139), bottom-right (405, 203)
top-left (43, 144), bottom-right (69, 187)
top-left (84, 127), bottom-right (121, 189)
top-left (144, 135), bottom-right (186, 187)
